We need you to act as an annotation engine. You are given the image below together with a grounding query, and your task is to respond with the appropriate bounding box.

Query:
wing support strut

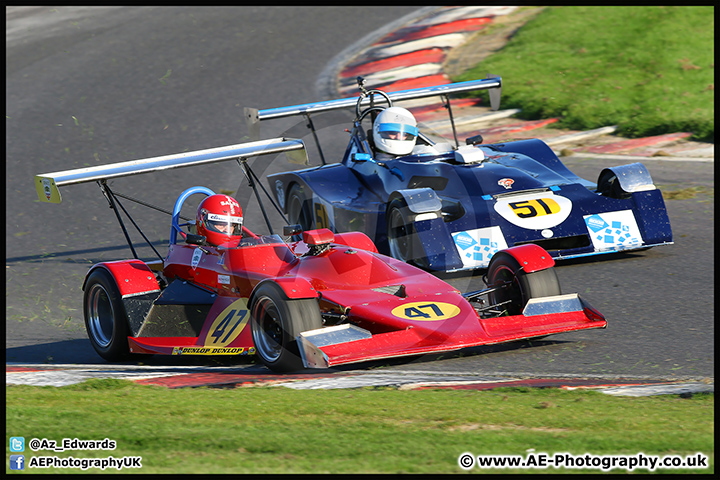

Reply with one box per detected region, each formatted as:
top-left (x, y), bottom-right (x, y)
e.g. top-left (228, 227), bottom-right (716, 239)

top-left (442, 94), bottom-right (459, 149)
top-left (237, 158), bottom-right (290, 235)
top-left (97, 180), bottom-right (164, 262)
top-left (303, 113), bottom-right (327, 165)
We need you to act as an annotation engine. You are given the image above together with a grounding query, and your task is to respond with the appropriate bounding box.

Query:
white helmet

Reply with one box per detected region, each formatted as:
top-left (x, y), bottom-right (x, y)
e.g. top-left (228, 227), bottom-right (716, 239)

top-left (372, 107), bottom-right (418, 156)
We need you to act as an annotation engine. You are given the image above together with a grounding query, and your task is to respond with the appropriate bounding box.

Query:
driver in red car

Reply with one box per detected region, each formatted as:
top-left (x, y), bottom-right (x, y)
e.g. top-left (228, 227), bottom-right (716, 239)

top-left (196, 194), bottom-right (245, 247)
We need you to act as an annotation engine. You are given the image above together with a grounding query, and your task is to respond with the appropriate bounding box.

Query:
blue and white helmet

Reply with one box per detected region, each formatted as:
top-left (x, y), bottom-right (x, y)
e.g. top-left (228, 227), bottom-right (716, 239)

top-left (372, 107), bottom-right (418, 156)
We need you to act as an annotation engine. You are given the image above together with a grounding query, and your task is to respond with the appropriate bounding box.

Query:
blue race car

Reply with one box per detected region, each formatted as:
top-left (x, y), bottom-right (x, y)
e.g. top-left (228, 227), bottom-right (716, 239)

top-left (246, 77), bottom-right (672, 272)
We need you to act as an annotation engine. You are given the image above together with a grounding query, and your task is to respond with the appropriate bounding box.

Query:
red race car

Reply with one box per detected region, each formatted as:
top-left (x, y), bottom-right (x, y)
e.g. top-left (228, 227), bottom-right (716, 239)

top-left (36, 138), bottom-right (606, 372)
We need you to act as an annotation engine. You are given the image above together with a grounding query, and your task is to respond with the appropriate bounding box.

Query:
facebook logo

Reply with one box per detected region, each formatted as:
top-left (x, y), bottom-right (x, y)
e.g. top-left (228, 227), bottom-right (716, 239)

top-left (10, 455), bottom-right (25, 470)
top-left (10, 436), bottom-right (25, 452)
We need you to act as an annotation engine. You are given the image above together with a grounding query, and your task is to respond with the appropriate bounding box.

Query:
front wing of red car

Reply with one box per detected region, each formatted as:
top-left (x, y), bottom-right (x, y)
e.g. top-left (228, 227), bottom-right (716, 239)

top-left (297, 293), bottom-right (606, 369)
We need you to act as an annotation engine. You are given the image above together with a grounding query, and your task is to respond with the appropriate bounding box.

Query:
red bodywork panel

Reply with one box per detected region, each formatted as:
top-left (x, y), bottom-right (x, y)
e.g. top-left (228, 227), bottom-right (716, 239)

top-left (117, 230), bottom-right (605, 366)
top-left (85, 260), bottom-right (160, 297)
top-left (307, 291), bottom-right (605, 368)
top-left (318, 311), bottom-right (606, 368)
top-left (334, 231), bottom-right (379, 253)
top-left (500, 243), bottom-right (555, 273)
top-left (129, 295), bottom-right (255, 355)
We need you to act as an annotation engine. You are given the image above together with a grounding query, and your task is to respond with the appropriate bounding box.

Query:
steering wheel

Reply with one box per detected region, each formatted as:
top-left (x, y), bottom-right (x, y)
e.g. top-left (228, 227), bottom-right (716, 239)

top-left (357, 106), bottom-right (387, 123)
top-left (355, 88), bottom-right (393, 122)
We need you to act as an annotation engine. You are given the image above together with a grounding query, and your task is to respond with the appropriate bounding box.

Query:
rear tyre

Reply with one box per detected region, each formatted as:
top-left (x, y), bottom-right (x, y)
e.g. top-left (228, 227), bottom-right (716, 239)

top-left (486, 253), bottom-right (561, 316)
top-left (83, 268), bottom-right (132, 361)
top-left (250, 282), bottom-right (322, 372)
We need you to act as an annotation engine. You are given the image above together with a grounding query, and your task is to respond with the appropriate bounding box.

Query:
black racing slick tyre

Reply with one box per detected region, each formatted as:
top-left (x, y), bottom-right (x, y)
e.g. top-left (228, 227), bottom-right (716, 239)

top-left (250, 282), bottom-right (322, 372)
top-left (83, 268), bottom-right (132, 361)
top-left (486, 253), bottom-right (562, 316)
top-left (286, 184), bottom-right (313, 231)
top-left (386, 197), bottom-right (429, 269)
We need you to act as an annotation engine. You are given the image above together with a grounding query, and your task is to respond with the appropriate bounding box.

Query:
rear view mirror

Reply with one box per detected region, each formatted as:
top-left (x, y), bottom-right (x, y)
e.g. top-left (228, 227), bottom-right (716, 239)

top-left (283, 224), bottom-right (303, 236)
top-left (466, 134), bottom-right (484, 146)
top-left (352, 153), bottom-right (372, 162)
top-left (185, 233), bottom-right (207, 245)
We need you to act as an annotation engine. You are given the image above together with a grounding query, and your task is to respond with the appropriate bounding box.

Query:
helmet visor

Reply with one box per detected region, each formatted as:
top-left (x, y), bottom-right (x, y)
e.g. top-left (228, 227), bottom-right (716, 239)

top-left (204, 213), bottom-right (243, 236)
top-left (377, 122), bottom-right (418, 141)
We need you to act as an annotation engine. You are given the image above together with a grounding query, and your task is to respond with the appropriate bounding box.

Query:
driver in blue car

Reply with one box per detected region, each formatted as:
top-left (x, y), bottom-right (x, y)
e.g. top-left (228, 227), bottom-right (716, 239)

top-left (196, 194), bottom-right (245, 247)
top-left (371, 106), bottom-right (419, 161)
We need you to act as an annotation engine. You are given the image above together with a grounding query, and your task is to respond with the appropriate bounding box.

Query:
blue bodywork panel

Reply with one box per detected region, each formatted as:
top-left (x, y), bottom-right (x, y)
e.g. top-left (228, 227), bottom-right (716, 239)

top-left (259, 79), bottom-right (672, 272)
top-left (268, 135), bottom-right (672, 272)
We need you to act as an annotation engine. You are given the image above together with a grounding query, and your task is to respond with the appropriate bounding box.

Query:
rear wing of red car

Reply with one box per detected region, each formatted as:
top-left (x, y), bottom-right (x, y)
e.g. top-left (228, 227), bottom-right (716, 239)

top-left (34, 137), bottom-right (307, 204)
top-left (34, 137), bottom-right (308, 260)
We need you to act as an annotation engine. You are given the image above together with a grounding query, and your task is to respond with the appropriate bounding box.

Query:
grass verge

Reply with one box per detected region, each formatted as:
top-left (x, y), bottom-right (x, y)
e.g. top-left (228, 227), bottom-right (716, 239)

top-left (455, 6), bottom-right (714, 141)
top-left (6, 379), bottom-right (714, 474)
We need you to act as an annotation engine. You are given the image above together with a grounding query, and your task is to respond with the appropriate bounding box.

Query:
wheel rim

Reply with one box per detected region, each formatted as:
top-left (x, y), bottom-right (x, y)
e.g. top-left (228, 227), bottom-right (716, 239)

top-left (252, 296), bottom-right (284, 362)
top-left (490, 265), bottom-right (524, 315)
top-left (86, 284), bottom-right (115, 348)
top-left (388, 208), bottom-right (412, 261)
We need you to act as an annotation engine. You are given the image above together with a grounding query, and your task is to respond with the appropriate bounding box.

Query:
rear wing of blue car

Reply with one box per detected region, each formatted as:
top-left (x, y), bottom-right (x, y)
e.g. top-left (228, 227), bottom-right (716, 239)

top-left (244, 76), bottom-right (501, 161)
top-left (245, 76), bottom-right (501, 124)
top-left (35, 137), bottom-right (307, 204)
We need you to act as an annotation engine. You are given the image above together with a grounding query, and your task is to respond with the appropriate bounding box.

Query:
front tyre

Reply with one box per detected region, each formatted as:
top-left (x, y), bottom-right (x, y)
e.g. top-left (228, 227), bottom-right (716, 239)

top-left (250, 282), bottom-right (322, 372)
top-left (83, 268), bottom-right (132, 361)
top-left (486, 253), bottom-right (561, 316)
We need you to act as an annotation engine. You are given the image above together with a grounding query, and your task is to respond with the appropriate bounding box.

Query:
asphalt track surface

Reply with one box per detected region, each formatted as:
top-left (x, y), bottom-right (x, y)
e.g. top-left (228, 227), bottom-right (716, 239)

top-left (6, 7), bottom-right (714, 384)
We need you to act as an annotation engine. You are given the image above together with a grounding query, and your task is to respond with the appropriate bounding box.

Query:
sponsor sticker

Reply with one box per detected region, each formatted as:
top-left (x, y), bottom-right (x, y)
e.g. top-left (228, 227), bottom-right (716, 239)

top-left (584, 211), bottom-right (643, 251)
top-left (391, 301), bottom-right (461, 321)
top-left (207, 213), bottom-right (243, 223)
top-left (200, 298), bottom-right (250, 347)
top-left (172, 346), bottom-right (255, 355)
top-left (498, 178), bottom-right (515, 189)
top-left (219, 197), bottom-right (240, 214)
top-left (452, 226), bottom-right (509, 268)
top-left (218, 274), bottom-right (231, 285)
top-left (454, 231), bottom-right (476, 250)
top-left (585, 214), bottom-right (609, 233)
top-left (494, 192), bottom-right (572, 230)
top-left (275, 180), bottom-right (285, 210)
top-left (43, 179), bottom-right (53, 201)
top-left (191, 248), bottom-right (202, 269)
